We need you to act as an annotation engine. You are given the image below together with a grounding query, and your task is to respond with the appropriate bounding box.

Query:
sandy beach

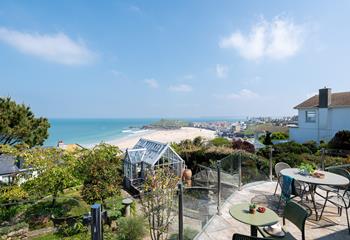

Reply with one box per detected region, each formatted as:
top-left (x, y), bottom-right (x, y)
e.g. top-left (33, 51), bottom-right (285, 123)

top-left (108, 127), bottom-right (216, 150)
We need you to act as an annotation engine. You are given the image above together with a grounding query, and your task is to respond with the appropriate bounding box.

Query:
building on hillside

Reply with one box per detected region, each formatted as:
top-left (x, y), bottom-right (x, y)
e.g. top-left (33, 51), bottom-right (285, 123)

top-left (57, 141), bottom-right (84, 152)
top-left (0, 154), bottom-right (27, 184)
top-left (123, 138), bottom-right (185, 193)
top-left (289, 87), bottom-right (350, 143)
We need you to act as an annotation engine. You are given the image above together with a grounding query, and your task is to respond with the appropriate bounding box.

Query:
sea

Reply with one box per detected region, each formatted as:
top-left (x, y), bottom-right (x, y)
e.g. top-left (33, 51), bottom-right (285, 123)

top-left (44, 118), bottom-right (244, 147)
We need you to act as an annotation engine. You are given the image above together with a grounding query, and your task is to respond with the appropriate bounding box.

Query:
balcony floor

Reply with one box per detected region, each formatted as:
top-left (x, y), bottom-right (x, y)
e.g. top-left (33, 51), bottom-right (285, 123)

top-left (196, 181), bottom-right (349, 240)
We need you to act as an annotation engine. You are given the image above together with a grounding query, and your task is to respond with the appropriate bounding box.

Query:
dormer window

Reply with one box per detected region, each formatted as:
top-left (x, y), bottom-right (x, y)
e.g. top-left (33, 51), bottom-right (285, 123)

top-left (306, 110), bottom-right (316, 122)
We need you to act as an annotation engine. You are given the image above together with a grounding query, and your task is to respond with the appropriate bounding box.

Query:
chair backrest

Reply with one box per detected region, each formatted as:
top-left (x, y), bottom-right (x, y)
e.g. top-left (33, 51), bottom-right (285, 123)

top-left (283, 201), bottom-right (308, 240)
top-left (275, 162), bottom-right (291, 177)
top-left (328, 167), bottom-right (350, 191)
top-left (232, 233), bottom-right (272, 240)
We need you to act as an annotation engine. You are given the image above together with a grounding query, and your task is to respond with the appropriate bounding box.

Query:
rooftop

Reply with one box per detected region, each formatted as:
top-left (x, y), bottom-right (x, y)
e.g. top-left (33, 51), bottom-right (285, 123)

top-left (295, 91), bottom-right (350, 109)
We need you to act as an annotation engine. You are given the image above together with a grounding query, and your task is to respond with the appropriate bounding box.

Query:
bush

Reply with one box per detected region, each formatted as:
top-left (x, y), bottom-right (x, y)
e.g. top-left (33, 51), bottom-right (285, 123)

top-left (0, 204), bottom-right (27, 223)
top-left (302, 141), bottom-right (318, 154)
top-left (210, 137), bottom-right (231, 147)
top-left (56, 220), bottom-right (87, 237)
top-left (117, 216), bottom-right (146, 240)
top-left (271, 132), bottom-right (289, 140)
top-left (232, 139), bottom-right (255, 153)
top-left (328, 130), bottom-right (350, 150)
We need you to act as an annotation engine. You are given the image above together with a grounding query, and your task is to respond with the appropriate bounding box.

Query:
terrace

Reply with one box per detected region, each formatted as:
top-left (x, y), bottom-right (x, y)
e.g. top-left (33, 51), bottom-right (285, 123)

top-left (174, 149), bottom-right (350, 240)
top-left (195, 181), bottom-right (349, 239)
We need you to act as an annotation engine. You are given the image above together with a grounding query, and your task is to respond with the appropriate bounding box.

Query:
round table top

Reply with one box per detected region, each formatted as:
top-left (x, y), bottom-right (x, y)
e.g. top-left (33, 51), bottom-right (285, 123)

top-left (280, 168), bottom-right (349, 186)
top-left (229, 203), bottom-right (279, 227)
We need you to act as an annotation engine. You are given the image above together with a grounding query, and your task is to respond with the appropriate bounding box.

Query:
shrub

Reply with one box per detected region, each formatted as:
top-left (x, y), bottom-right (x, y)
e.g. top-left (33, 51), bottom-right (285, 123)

top-left (104, 195), bottom-right (125, 220)
top-left (232, 139), bottom-right (255, 153)
top-left (210, 137), bottom-right (231, 147)
top-left (271, 132), bottom-right (289, 140)
top-left (0, 205), bottom-right (27, 223)
top-left (117, 216), bottom-right (146, 240)
top-left (302, 141), bottom-right (318, 154)
top-left (56, 220), bottom-right (87, 237)
top-left (328, 130), bottom-right (350, 150)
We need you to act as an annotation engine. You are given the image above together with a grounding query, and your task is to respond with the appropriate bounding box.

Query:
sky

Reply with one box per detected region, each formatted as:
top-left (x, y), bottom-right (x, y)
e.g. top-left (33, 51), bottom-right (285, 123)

top-left (1, 1), bottom-right (350, 118)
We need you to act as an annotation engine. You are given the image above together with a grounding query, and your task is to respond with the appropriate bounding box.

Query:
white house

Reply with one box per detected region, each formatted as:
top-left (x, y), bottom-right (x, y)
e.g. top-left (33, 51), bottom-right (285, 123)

top-left (289, 88), bottom-right (350, 143)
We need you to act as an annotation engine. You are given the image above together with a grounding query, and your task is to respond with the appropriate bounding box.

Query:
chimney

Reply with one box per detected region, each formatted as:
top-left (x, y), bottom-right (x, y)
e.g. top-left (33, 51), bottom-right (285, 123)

top-left (319, 87), bottom-right (331, 108)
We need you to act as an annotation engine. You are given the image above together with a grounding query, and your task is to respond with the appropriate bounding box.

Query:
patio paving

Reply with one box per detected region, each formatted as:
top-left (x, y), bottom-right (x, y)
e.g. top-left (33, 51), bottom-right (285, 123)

top-left (195, 181), bottom-right (349, 240)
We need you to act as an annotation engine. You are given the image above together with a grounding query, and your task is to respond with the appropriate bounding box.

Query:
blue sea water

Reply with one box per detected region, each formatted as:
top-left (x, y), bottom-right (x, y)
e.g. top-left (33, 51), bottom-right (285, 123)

top-left (44, 118), bottom-right (157, 146)
top-left (45, 117), bottom-right (244, 147)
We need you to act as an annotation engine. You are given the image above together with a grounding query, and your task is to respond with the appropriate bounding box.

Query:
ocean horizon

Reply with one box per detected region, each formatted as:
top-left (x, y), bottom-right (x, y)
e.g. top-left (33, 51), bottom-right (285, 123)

top-left (45, 118), bottom-right (244, 147)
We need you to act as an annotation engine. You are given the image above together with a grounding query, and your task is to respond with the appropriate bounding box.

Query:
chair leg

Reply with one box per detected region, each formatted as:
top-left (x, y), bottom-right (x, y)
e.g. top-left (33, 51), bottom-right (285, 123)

top-left (278, 194), bottom-right (282, 212)
top-left (345, 207), bottom-right (350, 234)
top-left (274, 177), bottom-right (280, 195)
top-left (320, 191), bottom-right (329, 220)
top-left (274, 182), bottom-right (279, 195)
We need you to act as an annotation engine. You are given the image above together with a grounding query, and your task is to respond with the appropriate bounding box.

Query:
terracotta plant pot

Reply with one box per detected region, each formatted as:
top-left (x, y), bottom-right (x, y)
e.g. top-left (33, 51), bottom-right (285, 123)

top-left (185, 179), bottom-right (192, 187)
top-left (183, 169), bottom-right (192, 180)
top-left (249, 208), bottom-right (256, 214)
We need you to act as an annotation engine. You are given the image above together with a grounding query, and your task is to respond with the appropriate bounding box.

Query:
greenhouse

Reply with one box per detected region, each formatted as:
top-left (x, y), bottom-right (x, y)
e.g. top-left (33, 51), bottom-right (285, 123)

top-left (123, 138), bottom-right (185, 192)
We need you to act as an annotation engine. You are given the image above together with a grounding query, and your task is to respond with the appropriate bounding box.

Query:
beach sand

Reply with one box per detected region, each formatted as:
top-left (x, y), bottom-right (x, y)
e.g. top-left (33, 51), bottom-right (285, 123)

top-left (108, 127), bottom-right (216, 150)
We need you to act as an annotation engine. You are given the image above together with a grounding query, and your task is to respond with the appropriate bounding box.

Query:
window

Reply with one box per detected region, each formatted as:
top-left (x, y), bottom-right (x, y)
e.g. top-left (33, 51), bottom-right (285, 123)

top-left (306, 110), bottom-right (316, 122)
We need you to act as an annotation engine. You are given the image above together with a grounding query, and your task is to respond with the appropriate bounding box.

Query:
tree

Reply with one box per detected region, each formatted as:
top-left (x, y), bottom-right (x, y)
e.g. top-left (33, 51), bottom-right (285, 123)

top-left (140, 167), bottom-right (179, 240)
top-left (21, 147), bottom-right (79, 206)
top-left (328, 130), bottom-right (350, 150)
top-left (77, 143), bottom-right (123, 205)
top-left (263, 131), bottom-right (273, 145)
top-left (0, 97), bottom-right (50, 147)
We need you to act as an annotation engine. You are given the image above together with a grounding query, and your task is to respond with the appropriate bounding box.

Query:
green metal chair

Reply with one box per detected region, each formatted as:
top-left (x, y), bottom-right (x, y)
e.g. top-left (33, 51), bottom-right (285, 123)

top-left (259, 201), bottom-right (308, 240)
top-left (232, 233), bottom-right (273, 240)
top-left (316, 167), bottom-right (350, 234)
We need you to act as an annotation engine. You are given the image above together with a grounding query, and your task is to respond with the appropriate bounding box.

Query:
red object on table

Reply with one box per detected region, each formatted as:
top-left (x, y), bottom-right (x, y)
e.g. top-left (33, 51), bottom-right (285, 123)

top-left (257, 207), bottom-right (266, 213)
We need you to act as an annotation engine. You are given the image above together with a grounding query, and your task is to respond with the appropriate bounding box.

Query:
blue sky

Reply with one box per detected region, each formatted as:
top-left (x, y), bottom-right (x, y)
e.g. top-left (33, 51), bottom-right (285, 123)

top-left (1, 1), bottom-right (350, 118)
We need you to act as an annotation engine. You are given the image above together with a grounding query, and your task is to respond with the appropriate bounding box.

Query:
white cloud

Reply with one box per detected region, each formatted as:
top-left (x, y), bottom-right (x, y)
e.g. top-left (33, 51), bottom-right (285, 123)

top-left (169, 84), bottom-right (192, 92)
top-left (219, 17), bottom-right (304, 60)
top-left (225, 89), bottom-right (259, 100)
top-left (144, 78), bottom-right (159, 88)
top-left (0, 27), bottom-right (95, 65)
top-left (216, 64), bottom-right (229, 78)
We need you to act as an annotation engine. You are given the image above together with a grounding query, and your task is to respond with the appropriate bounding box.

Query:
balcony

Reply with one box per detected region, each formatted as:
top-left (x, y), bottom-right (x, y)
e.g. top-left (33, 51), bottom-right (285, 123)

top-left (195, 181), bottom-right (349, 239)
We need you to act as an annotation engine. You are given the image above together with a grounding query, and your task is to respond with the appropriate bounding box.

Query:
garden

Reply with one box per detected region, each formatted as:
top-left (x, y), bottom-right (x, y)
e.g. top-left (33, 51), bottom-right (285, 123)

top-left (0, 143), bottom-right (146, 240)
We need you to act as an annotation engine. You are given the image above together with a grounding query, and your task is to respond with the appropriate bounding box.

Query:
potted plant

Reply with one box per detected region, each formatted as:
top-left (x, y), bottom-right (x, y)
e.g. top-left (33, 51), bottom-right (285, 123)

top-left (249, 203), bottom-right (256, 214)
top-left (298, 163), bottom-right (315, 176)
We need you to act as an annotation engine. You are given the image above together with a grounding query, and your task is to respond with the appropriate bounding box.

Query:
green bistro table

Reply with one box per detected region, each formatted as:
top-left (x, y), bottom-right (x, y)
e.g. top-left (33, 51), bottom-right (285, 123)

top-left (229, 203), bottom-right (279, 237)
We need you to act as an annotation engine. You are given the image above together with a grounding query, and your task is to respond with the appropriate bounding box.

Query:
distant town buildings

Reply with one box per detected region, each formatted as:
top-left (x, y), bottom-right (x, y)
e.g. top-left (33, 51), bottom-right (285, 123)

top-left (290, 88), bottom-right (350, 143)
top-left (192, 121), bottom-right (246, 138)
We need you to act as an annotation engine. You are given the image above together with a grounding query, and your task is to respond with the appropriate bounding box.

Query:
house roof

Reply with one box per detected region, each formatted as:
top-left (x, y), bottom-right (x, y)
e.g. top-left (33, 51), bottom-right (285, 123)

top-left (0, 154), bottom-right (19, 176)
top-left (295, 92), bottom-right (350, 109)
